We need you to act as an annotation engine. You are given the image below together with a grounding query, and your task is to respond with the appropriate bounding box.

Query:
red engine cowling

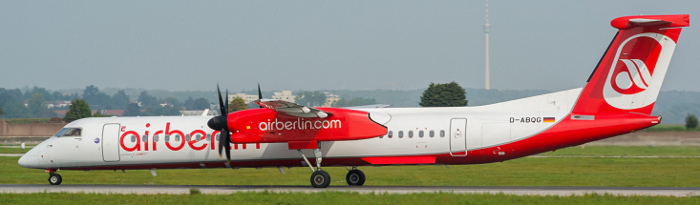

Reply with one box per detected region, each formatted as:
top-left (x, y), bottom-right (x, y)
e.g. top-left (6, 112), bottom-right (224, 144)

top-left (226, 107), bottom-right (387, 144)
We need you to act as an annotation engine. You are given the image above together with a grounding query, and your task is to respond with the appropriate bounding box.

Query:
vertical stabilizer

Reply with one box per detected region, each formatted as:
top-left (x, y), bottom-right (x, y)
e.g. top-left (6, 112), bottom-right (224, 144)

top-left (573, 14), bottom-right (689, 115)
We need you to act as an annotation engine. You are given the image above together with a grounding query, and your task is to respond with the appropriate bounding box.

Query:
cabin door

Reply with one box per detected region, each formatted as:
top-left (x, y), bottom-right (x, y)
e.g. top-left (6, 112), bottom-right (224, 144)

top-left (449, 118), bottom-right (467, 156)
top-left (102, 124), bottom-right (121, 162)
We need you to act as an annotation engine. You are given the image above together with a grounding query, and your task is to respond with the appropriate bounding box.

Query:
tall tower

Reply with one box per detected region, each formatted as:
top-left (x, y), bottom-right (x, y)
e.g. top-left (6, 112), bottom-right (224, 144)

top-left (483, 0), bottom-right (491, 90)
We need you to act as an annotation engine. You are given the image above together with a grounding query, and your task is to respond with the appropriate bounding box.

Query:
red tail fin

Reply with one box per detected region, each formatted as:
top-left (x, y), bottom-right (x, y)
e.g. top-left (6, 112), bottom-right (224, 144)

top-left (572, 14), bottom-right (690, 115)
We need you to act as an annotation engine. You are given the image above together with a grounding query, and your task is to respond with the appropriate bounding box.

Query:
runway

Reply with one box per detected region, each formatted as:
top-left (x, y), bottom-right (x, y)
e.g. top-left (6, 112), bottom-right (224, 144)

top-left (1, 184), bottom-right (699, 196)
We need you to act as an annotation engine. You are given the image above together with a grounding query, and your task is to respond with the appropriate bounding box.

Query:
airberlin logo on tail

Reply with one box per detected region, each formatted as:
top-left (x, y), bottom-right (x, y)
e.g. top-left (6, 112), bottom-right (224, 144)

top-left (602, 32), bottom-right (675, 110)
top-left (615, 59), bottom-right (652, 91)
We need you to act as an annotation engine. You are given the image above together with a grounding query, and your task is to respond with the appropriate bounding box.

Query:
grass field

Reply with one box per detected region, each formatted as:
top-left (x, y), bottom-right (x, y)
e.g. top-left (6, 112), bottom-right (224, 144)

top-left (0, 147), bottom-right (31, 154)
top-left (3, 146), bottom-right (700, 186)
top-left (5, 157), bottom-right (699, 187)
top-left (3, 145), bottom-right (700, 203)
top-left (644, 124), bottom-right (698, 132)
top-left (540, 145), bottom-right (700, 157)
top-left (2, 192), bottom-right (700, 205)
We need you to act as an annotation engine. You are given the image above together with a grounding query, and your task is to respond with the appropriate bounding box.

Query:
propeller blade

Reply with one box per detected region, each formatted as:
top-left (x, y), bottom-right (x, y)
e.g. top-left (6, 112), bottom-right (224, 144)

top-left (223, 128), bottom-right (231, 163)
top-left (225, 89), bottom-right (229, 114)
top-left (213, 84), bottom-right (230, 162)
top-left (217, 85), bottom-right (226, 116)
top-left (218, 130), bottom-right (224, 159)
top-left (258, 83), bottom-right (263, 108)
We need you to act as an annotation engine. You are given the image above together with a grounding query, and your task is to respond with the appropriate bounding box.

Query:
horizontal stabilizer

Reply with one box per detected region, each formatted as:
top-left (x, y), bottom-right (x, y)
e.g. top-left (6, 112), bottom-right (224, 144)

top-left (611, 14), bottom-right (689, 29)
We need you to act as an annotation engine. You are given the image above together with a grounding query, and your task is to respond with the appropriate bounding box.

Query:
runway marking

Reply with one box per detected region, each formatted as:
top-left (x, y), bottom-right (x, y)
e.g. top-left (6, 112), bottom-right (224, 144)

top-left (1, 185), bottom-right (700, 196)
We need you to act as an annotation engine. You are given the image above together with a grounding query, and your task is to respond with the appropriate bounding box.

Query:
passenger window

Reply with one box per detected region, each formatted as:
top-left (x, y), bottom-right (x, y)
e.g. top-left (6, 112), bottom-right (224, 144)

top-left (154, 134), bottom-right (159, 142)
top-left (419, 130), bottom-right (424, 138)
top-left (142, 135), bottom-right (147, 142)
top-left (215, 133), bottom-right (220, 141)
top-left (440, 130), bottom-right (445, 137)
top-left (165, 135), bottom-right (170, 142)
top-left (430, 130), bottom-right (434, 138)
top-left (175, 134), bottom-right (180, 141)
top-left (398, 131), bottom-right (404, 138)
top-left (131, 135), bottom-right (136, 142)
top-left (388, 131), bottom-right (393, 138)
top-left (206, 133), bottom-right (211, 141)
top-left (57, 128), bottom-right (82, 137)
top-left (186, 134), bottom-right (191, 141)
top-left (408, 131), bottom-right (413, 138)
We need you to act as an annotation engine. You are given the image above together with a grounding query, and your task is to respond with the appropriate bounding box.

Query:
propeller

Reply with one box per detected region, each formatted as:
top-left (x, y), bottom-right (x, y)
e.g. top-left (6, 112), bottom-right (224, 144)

top-left (207, 84), bottom-right (231, 163)
top-left (257, 83), bottom-right (263, 108)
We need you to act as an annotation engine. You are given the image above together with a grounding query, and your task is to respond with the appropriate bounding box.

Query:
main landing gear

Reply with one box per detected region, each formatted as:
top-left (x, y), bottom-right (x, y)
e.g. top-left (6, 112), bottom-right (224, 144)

top-left (346, 167), bottom-right (365, 186)
top-left (297, 142), bottom-right (330, 188)
top-left (296, 142), bottom-right (366, 188)
top-left (48, 172), bottom-right (62, 185)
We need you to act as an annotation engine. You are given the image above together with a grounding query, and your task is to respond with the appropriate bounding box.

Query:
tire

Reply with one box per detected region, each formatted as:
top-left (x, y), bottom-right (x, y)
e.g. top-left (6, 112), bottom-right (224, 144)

top-left (310, 171), bottom-right (331, 188)
top-left (48, 173), bottom-right (62, 185)
top-left (346, 170), bottom-right (365, 186)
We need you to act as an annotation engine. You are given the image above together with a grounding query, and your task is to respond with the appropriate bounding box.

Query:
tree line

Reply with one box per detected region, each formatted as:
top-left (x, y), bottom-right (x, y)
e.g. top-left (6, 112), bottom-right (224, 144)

top-left (1, 81), bottom-right (470, 121)
top-left (0, 85), bottom-right (212, 120)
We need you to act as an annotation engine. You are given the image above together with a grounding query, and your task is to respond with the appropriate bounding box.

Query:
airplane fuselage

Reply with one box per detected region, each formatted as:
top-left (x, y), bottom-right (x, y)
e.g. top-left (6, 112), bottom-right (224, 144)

top-left (18, 88), bottom-right (657, 171)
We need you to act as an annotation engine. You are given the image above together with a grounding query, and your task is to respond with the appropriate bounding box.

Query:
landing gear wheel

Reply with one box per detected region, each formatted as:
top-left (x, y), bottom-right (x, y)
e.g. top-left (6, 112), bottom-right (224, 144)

top-left (310, 171), bottom-right (331, 188)
top-left (346, 170), bottom-right (365, 186)
top-left (48, 173), bottom-right (62, 185)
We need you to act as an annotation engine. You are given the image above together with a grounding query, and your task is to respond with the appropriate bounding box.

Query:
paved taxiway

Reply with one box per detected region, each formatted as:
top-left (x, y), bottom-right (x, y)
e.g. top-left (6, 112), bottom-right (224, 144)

top-left (1, 185), bottom-right (699, 196)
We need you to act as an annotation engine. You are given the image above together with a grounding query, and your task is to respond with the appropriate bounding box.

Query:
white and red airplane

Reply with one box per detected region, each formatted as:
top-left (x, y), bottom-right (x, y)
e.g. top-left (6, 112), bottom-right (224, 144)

top-left (19, 14), bottom-right (689, 188)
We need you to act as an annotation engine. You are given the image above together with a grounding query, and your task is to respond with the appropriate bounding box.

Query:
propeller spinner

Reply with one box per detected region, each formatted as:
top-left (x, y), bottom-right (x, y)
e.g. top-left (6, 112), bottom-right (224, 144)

top-left (207, 85), bottom-right (231, 162)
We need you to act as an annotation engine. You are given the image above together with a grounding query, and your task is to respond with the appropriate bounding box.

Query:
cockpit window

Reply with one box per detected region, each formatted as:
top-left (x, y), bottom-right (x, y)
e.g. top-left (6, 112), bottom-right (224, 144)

top-left (54, 128), bottom-right (69, 137)
top-left (55, 128), bottom-right (82, 137)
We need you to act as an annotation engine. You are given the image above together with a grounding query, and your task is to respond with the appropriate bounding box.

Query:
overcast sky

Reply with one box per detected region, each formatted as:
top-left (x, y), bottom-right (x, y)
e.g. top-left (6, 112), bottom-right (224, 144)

top-left (1, 1), bottom-right (698, 92)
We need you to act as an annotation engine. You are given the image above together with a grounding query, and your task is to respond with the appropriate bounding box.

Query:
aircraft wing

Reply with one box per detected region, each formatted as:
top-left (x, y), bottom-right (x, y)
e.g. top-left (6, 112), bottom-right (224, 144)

top-left (255, 99), bottom-right (331, 118)
top-left (343, 104), bottom-right (391, 109)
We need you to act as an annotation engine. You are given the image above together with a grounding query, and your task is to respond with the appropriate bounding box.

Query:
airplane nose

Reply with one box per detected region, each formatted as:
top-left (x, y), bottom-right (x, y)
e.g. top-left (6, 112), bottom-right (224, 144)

top-left (18, 149), bottom-right (41, 168)
top-left (18, 154), bottom-right (31, 168)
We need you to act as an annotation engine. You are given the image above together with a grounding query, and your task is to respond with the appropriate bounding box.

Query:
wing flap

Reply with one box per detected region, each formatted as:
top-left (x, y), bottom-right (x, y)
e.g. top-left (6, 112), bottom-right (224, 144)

top-left (255, 99), bottom-right (330, 118)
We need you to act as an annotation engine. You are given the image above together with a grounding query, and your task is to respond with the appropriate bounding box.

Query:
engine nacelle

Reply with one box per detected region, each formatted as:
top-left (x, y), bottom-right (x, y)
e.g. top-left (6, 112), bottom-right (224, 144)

top-left (226, 107), bottom-right (387, 144)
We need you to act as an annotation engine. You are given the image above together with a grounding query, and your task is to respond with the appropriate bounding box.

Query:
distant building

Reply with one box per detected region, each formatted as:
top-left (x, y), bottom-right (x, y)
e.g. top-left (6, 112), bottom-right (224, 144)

top-left (323, 92), bottom-right (340, 107)
top-left (53, 109), bottom-right (125, 117)
top-left (272, 90), bottom-right (296, 102)
top-left (228, 90), bottom-right (296, 104)
top-left (100, 110), bottom-right (125, 116)
top-left (179, 110), bottom-right (218, 116)
top-left (47, 101), bottom-right (71, 109)
top-left (53, 110), bottom-right (68, 117)
top-left (229, 93), bottom-right (258, 104)
top-left (91, 110), bottom-right (125, 116)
